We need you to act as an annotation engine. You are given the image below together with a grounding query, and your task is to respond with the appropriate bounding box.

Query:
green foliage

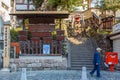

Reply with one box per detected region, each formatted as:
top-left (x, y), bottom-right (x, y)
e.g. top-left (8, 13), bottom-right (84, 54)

top-left (10, 29), bottom-right (18, 42)
top-left (47, 0), bottom-right (86, 12)
top-left (98, 30), bottom-right (111, 35)
top-left (99, 0), bottom-right (120, 14)
top-left (25, 19), bottom-right (29, 24)
top-left (98, 0), bottom-right (120, 24)
top-left (32, 0), bottom-right (44, 9)
top-left (32, 0), bottom-right (88, 12)
top-left (62, 41), bottom-right (67, 56)
top-left (52, 31), bottom-right (56, 40)
top-left (15, 27), bottom-right (22, 31)
top-left (27, 31), bottom-right (32, 40)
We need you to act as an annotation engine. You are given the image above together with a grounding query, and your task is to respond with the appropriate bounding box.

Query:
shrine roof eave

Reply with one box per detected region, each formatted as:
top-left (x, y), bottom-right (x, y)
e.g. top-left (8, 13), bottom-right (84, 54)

top-left (10, 11), bottom-right (69, 19)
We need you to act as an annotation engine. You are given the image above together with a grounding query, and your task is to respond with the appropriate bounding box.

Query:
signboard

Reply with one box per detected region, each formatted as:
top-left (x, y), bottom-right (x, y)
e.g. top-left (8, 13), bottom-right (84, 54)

top-left (113, 23), bottom-right (120, 33)
top-left (43, 44), bottom-right (50, 54)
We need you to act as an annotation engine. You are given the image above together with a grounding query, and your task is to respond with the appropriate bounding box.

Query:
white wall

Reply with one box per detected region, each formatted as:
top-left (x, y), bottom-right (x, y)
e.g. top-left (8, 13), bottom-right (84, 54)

top-left (0, 0), bottom-right (11, 21)
top-left (113, 39), bottom-right (120, 59)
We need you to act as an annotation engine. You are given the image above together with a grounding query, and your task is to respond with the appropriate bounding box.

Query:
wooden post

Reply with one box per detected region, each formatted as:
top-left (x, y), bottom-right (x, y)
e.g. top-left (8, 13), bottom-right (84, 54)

top-left (59, 41), bottom-right (62, 54)
top-left (88, 0), bottom-right (91, 9)
top-left (59, 19), bottom-right (62, 30)
top-left (55, 45), bottom-right (57, 54)
top-left (51, 42), bottom-right (53, 54)
top-left (23, 19), bottom-right (25, 30)
top-left (24, 43), bottom-right (26, 54)
top-left (39, 40), bottom-right (41, 54)
top-left (28, 41), bottom-right (30, 54)
top-left (36, 42), bottom-right (38, 54)
top-left (32, 41), bottom-right (34, 54)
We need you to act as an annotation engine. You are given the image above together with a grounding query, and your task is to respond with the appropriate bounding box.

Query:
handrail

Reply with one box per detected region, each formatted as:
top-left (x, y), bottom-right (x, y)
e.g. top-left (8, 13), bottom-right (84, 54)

top-left (92, 12), bottom-right (99, 19)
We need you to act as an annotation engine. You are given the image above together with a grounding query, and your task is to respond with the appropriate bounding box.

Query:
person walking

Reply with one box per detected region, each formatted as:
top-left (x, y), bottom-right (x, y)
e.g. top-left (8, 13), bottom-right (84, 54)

top-left (90, 47), bottom-right (102, 77)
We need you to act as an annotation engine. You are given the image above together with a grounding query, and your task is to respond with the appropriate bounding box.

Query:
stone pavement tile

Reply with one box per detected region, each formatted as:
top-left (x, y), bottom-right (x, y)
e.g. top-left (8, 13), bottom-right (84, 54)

top-left (88, 71), bottom-right (120, 80)
top-left (27, 70), bottom-right (81, 80)
top-left (0, 70), bottom-right (120, 80)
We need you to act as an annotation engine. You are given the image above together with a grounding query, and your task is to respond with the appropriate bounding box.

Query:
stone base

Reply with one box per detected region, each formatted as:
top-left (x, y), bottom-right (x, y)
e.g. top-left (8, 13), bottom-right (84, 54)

top-left (10, 56), bottom-right (67, 71)
top-left (1, 68), bottom-right (10, 72)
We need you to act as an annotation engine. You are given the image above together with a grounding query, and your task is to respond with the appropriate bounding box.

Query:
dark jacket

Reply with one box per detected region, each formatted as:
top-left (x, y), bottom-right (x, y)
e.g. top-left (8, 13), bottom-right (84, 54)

top-left (93, 51), bottom-right (100, 65)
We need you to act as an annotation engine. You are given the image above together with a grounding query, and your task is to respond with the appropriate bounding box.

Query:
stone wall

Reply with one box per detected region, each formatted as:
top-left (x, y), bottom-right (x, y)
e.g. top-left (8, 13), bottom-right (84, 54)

top-left (10, 56), bottom-right (67, 70)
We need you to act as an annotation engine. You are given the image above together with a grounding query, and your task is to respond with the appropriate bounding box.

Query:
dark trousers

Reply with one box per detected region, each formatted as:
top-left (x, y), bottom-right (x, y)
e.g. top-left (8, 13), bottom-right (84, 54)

top-left (90, 64), bottom-right (100, 77)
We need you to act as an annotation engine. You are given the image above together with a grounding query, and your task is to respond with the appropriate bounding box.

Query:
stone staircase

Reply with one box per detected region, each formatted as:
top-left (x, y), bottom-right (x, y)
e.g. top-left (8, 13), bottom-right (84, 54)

top-left (68, 38), bottom-right (97, 70)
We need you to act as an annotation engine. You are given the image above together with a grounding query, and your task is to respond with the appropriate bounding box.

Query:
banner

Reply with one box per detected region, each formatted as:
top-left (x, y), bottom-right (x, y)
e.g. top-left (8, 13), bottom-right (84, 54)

top-left (43, 44), bottom-right (50, 54)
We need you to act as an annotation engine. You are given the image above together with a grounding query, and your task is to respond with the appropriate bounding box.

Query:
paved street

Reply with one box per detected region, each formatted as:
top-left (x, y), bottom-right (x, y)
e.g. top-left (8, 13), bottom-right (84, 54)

top-left (0, 70), bottom-right (120, 80)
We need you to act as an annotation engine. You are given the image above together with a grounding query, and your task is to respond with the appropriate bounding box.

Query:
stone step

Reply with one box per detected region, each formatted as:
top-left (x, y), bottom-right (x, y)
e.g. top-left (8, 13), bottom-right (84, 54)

top-left (71, 56), bottom-right (93, 58)
top-left (71, 59), bottom-right (93, 61)
top-left (71, 54), bottom-right (93, 58)
top-left (71, 51), bottom-right (92, 53)
top-left (69, 37), bottom-right (97, 70)
top-left (71, 59), bottom-right (93, 62)
top-left (71, 53), bottom-right (92, 55)
top-left (71, 62), bottom-right (93, 65)
top-left (71, 57), bottom-right (93, 59)
top-left (71, 53), bottom-right (93, 55)
top-left (70, 67), bottom-right (93, 70)
top-left (71, 52), bottom-right (93, 54)
top-left (71, 65), bottom-right (93, 68)
top-left (71, 64), bottom-right (93, 66)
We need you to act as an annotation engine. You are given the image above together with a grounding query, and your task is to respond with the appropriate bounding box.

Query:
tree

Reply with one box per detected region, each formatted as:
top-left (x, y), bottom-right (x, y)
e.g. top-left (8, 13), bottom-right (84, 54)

top-left (46, 0), bottom-right (89, 12)
top-left (32, 0), bottom-right (44, 10)
top-left (106, 0), bottom-right (120, 23)
top-left (99, 0), bottom-right (120, 23)
top-left (10, 29), bottom-right (18, 42)
top-left (32, 0), bottom-right (90, 12)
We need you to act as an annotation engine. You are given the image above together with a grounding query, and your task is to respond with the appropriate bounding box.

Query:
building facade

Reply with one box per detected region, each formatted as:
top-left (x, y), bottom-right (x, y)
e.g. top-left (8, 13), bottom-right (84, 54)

top-left (110, 23), bottom-right (120, 59)
top-left (0, 0), bottom-right (11, 68)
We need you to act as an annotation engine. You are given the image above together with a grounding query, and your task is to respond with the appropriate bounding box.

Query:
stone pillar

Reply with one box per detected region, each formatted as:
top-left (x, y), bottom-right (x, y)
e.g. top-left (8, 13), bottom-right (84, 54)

top-left (3, 23), bottom-right (10, 68)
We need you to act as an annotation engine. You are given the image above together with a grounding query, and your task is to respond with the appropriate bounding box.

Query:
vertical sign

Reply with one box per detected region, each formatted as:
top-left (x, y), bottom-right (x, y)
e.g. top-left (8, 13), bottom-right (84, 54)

top-left (3, 24), bottom-right (10, 68)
